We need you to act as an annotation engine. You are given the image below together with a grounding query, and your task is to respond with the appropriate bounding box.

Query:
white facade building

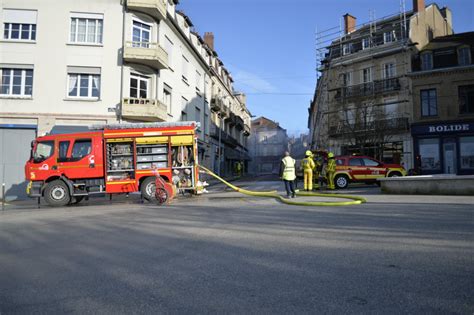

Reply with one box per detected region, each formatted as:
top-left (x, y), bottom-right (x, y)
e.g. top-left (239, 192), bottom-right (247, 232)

top-left (0, 0), bottom-right (251, 198)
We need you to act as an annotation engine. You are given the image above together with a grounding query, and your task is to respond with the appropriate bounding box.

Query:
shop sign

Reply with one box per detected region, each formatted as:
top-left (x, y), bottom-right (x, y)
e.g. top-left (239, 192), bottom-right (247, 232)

top-left (411, 122), bottom-right (474, 135)
top-left (428, 124), bottom-right (469, 133)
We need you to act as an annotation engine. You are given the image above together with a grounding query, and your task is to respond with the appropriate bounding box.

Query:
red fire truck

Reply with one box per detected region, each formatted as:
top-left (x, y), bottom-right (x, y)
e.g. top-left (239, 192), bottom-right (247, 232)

top-left (25, 122), bottom-right (201, 206)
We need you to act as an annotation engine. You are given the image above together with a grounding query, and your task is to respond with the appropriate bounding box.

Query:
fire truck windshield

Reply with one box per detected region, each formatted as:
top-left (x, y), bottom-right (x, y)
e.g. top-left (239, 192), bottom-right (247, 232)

top-left (33, 141), bottom-right (54, 163)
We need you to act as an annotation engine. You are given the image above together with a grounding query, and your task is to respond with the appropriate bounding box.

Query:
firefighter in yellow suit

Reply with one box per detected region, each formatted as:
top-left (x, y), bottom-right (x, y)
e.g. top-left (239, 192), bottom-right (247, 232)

top-left (302, 150), bottom-right (316, 191)
top-left (326, 152), bottom-right (336, 190)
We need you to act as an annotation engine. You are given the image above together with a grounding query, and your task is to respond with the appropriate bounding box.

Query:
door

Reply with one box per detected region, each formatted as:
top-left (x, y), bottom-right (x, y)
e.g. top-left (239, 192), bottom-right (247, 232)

top-left (0, 127), bottom-right (37, 200)
top-left (443, 139), bottom-right (457, 174)
top-left (347, 157), bottom-right (367, 180)
top-left (57, 136), bottom-right (103, 179)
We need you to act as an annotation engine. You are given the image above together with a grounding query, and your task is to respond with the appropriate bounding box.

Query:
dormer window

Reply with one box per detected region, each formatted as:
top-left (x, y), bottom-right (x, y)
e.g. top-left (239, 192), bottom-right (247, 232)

top-left (342, 43), bottom-right (352, 56)
top-left (383, 30), bottom-right (396, 44)
top-left (458, 46), bottom-right (471, 66)
top-left (362, 37), bottom-right (370, 50)
top-left (421, 51), bottom-right (433, 70)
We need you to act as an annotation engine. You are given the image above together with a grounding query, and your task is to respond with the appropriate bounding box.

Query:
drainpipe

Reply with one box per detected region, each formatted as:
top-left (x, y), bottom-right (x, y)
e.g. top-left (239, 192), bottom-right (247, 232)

top-left (119, 1), bottom-right (127, 123)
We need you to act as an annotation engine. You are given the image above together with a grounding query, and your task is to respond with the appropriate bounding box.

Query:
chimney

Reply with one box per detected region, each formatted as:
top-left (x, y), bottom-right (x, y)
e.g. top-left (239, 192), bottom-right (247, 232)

top-left (413, 0), bottom-right (425, 13)
top-left (204, 32), bottom-right (214, 50)
top-left (343, 13), bottom-right (356, 34)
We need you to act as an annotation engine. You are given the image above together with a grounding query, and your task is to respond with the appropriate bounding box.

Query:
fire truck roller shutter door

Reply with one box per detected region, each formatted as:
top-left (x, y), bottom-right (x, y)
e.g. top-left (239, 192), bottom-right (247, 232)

top-left (171, 135), bottom-right (193, 146)
top-left (136, 136), bottom-right (168, 144)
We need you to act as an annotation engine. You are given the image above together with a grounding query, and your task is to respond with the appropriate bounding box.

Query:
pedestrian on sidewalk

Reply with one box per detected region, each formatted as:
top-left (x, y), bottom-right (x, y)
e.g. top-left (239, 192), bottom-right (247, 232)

top-left (280, 151), bottom-right (296, 198)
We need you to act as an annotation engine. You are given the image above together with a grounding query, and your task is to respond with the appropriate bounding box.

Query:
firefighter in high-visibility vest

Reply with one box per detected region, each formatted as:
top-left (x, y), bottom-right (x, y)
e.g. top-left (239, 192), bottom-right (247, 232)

top-left (280, 151), bottom-right (296, 198)
top-left (302, 150), bottom-right (316, 191)
top-left (326, 152), bottom-right (336, 190)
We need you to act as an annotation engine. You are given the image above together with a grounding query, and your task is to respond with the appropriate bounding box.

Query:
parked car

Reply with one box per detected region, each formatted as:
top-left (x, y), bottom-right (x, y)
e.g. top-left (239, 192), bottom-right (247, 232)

top-left (334, 155), bottom-right (406, 189)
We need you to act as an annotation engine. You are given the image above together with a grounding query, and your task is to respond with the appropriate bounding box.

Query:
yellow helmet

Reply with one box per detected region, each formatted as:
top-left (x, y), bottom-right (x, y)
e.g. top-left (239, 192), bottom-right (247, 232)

top-left (305, 150), bottom-right (312, 157)
top-left (328, 152), bottom-right (334, 158)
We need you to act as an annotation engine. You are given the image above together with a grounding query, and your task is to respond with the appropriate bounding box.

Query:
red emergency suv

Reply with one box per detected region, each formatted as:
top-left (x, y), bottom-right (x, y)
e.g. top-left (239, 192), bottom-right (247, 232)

top-left (334, 155), bottom-right (406, 189)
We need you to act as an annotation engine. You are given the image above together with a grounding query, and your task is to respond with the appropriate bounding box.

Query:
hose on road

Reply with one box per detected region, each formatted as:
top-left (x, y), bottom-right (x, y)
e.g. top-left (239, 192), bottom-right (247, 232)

top-left (198, 165), bottom-right (366, 207)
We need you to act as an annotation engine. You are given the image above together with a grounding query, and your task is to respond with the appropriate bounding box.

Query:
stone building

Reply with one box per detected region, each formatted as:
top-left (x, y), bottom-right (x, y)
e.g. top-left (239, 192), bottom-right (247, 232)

top-left (248, 117), bottom-right (288, 175)
top-left (309, 0), bottom-right (453, 169)
top-left (0, 0), bottom-right (251, 198)
top-left (409, 32), bottom-right (474, 175)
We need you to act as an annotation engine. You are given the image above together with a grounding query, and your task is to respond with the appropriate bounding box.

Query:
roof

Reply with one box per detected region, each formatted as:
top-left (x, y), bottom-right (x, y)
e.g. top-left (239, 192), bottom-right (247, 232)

top-left (421, 31), bottom-right (474, 50)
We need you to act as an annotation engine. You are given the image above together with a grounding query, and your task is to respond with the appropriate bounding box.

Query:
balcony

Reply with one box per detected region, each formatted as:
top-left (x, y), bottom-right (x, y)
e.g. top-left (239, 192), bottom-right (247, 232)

top-left (227, 112), bottom-right (237, 125)
top-left (328, 116), bottom-right (409, 137)
top-left (123, 41), bottom-right (168, 70)
top-left (210, 125), bottom-right (239, 147)
top-left (126, 0), bottom-right (167, 21)
top-left (235, 116), bottom-right (244, 130)
top-left (121, 97), bottom-right (167, 122)
top-left (210, 98), bottom-right (222, 112)
top-left (243, 124), bottom-right (250, 136)
top-left (334, 78), bottom-right (401, 101)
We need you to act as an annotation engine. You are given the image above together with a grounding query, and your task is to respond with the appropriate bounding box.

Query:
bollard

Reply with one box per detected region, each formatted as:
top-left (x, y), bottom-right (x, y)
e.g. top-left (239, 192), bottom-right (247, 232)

top-left (1, 183), bottom-right (4, 211)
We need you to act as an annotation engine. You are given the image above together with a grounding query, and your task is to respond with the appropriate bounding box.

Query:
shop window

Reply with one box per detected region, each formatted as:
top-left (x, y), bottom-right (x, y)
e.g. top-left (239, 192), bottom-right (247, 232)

top-left (458, 85), bottom-right (474, 114)
top-left (421, 89), bottom-right (437, 117)
top-left (460, 136), bottom-right (474, 169)
top-left (419, 138), bottom-right (441, 171)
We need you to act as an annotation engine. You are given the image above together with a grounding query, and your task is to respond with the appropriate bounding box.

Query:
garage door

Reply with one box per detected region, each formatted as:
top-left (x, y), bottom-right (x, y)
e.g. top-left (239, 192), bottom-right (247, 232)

top-left (0, 128), bottom-right (37, 200)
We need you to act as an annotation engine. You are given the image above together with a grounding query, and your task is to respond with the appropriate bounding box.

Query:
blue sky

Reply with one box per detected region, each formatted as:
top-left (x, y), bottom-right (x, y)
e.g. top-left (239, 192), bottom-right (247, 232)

top-left (179, 0), bottom-right (474, 136)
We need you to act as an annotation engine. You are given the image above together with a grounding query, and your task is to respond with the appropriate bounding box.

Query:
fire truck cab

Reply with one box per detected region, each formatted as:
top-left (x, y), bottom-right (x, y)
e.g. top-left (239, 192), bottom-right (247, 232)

top-left (25, 122), bottom-right (200, 206)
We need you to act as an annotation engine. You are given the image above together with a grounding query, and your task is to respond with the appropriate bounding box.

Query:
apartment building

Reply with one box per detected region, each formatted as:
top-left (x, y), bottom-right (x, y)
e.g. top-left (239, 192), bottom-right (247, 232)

top-left (0, 0), bottom-right (251, 198)
top-left (248, 117), bottom-right (288, 175)
top-left (409, 32), bottom-right (474, 175)
top-left (309, 0), bottom-right (453, 169)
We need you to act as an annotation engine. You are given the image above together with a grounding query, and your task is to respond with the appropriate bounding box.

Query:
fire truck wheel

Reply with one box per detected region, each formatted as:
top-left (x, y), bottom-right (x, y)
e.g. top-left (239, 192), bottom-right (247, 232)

top-left (141, 177), bottom-right (156, 201)
top-left (44, 180), bottom-right (71, 207)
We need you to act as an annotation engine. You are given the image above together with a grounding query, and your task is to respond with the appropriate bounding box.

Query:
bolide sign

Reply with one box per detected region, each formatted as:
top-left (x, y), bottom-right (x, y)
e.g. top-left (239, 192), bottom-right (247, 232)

top-left (428, 124), bottom-right (469, 133)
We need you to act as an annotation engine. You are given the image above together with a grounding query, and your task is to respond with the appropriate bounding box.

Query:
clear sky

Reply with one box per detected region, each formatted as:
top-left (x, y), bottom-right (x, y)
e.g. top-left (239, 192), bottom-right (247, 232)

top-left (178, 0), bottom-right (474, 136)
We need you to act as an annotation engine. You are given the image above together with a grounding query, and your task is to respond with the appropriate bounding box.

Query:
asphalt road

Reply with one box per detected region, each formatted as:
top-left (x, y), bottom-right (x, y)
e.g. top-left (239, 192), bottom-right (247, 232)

top-left (1, 181), bottom-right (473, 314)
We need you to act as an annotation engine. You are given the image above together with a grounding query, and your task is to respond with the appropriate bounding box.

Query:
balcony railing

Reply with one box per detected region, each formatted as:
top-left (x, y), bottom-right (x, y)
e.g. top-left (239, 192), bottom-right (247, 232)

top-left (121, 97), bottom-right (167, 122)
top-left (235, 116), bottom-right (244, 130)
top-left (335, 77), bottom-right (401, 101)
top-left (243, 124), bottom-right (251, 135)
top-left (126, 0), bottom-right (167, 21)
top-left (123, 41), bottom-right (168, 70)
top-left (328, 116), bottom-right (409, 137)
top-left (210, 125), bottom-right (240, 147)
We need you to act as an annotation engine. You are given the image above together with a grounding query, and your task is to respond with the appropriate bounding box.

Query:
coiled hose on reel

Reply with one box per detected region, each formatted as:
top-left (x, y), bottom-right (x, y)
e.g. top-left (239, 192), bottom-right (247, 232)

top-left (198, 165), bottom-right (366, 207)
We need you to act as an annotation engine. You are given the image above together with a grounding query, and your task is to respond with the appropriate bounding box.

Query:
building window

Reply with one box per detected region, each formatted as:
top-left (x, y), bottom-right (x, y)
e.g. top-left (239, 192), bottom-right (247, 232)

top-left (0, 68), bottom-right (33, 97)
top-left (182, 55), bottom-right (189, 83)
top-left (419, 138), bottom-right (440, 170)
top-left (195, 71), bottom-right (202, 92)
top-left (181, 97), bottom-right (188, 121)
top-left (163, 84), bottom-right (172, 114)
top-left (383, 30), bottom-right (395, 43)
top-left (459, 85), bottom-right (474, 114)
top-left (421, 52), bottom-right (433, 70)
top-left (70, 13), bottom-right (103, 44)
top-left (68, 73), bottom-right (100, 99)
top-left (164, 35), bottom-right (173, 68)
top-left (362, 68), bottom-right (372, 83)
top-left (181, 110), bottom-right (187, 121)
top-left (4, 23), bottom-right (36, 40)
top-left (420, 89), bottom-right (437, 117)
top-left (132, 20), bottom-right (150, 47)
top-left (342, 43), bottom-right (352, 56)
top-left (341, 72), bottom-right (352, 86)
top-left (460, 136), bottom-right (474, 169)
top-left (130, 73), bottom-right (149, 99)
top-left (458, 46), bottom-right (471, 66)
top-left (195, 106), bottom-right (201, 129)
top-left (383, 63), bottom-right (396, 79)
top-left (362, 37), bottom-right (370, 50)
top-left (2, 9), bottom-right (37, 41)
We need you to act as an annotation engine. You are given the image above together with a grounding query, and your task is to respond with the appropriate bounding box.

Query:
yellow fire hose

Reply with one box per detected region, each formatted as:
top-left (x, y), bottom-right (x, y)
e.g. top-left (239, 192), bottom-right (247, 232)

top-left (198, 165), bottom-right (366, 206)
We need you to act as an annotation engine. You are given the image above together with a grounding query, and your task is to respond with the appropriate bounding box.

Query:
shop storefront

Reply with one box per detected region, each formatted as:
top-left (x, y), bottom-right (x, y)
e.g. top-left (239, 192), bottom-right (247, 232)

top-left (411, 121), bottom-right (474, 175)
